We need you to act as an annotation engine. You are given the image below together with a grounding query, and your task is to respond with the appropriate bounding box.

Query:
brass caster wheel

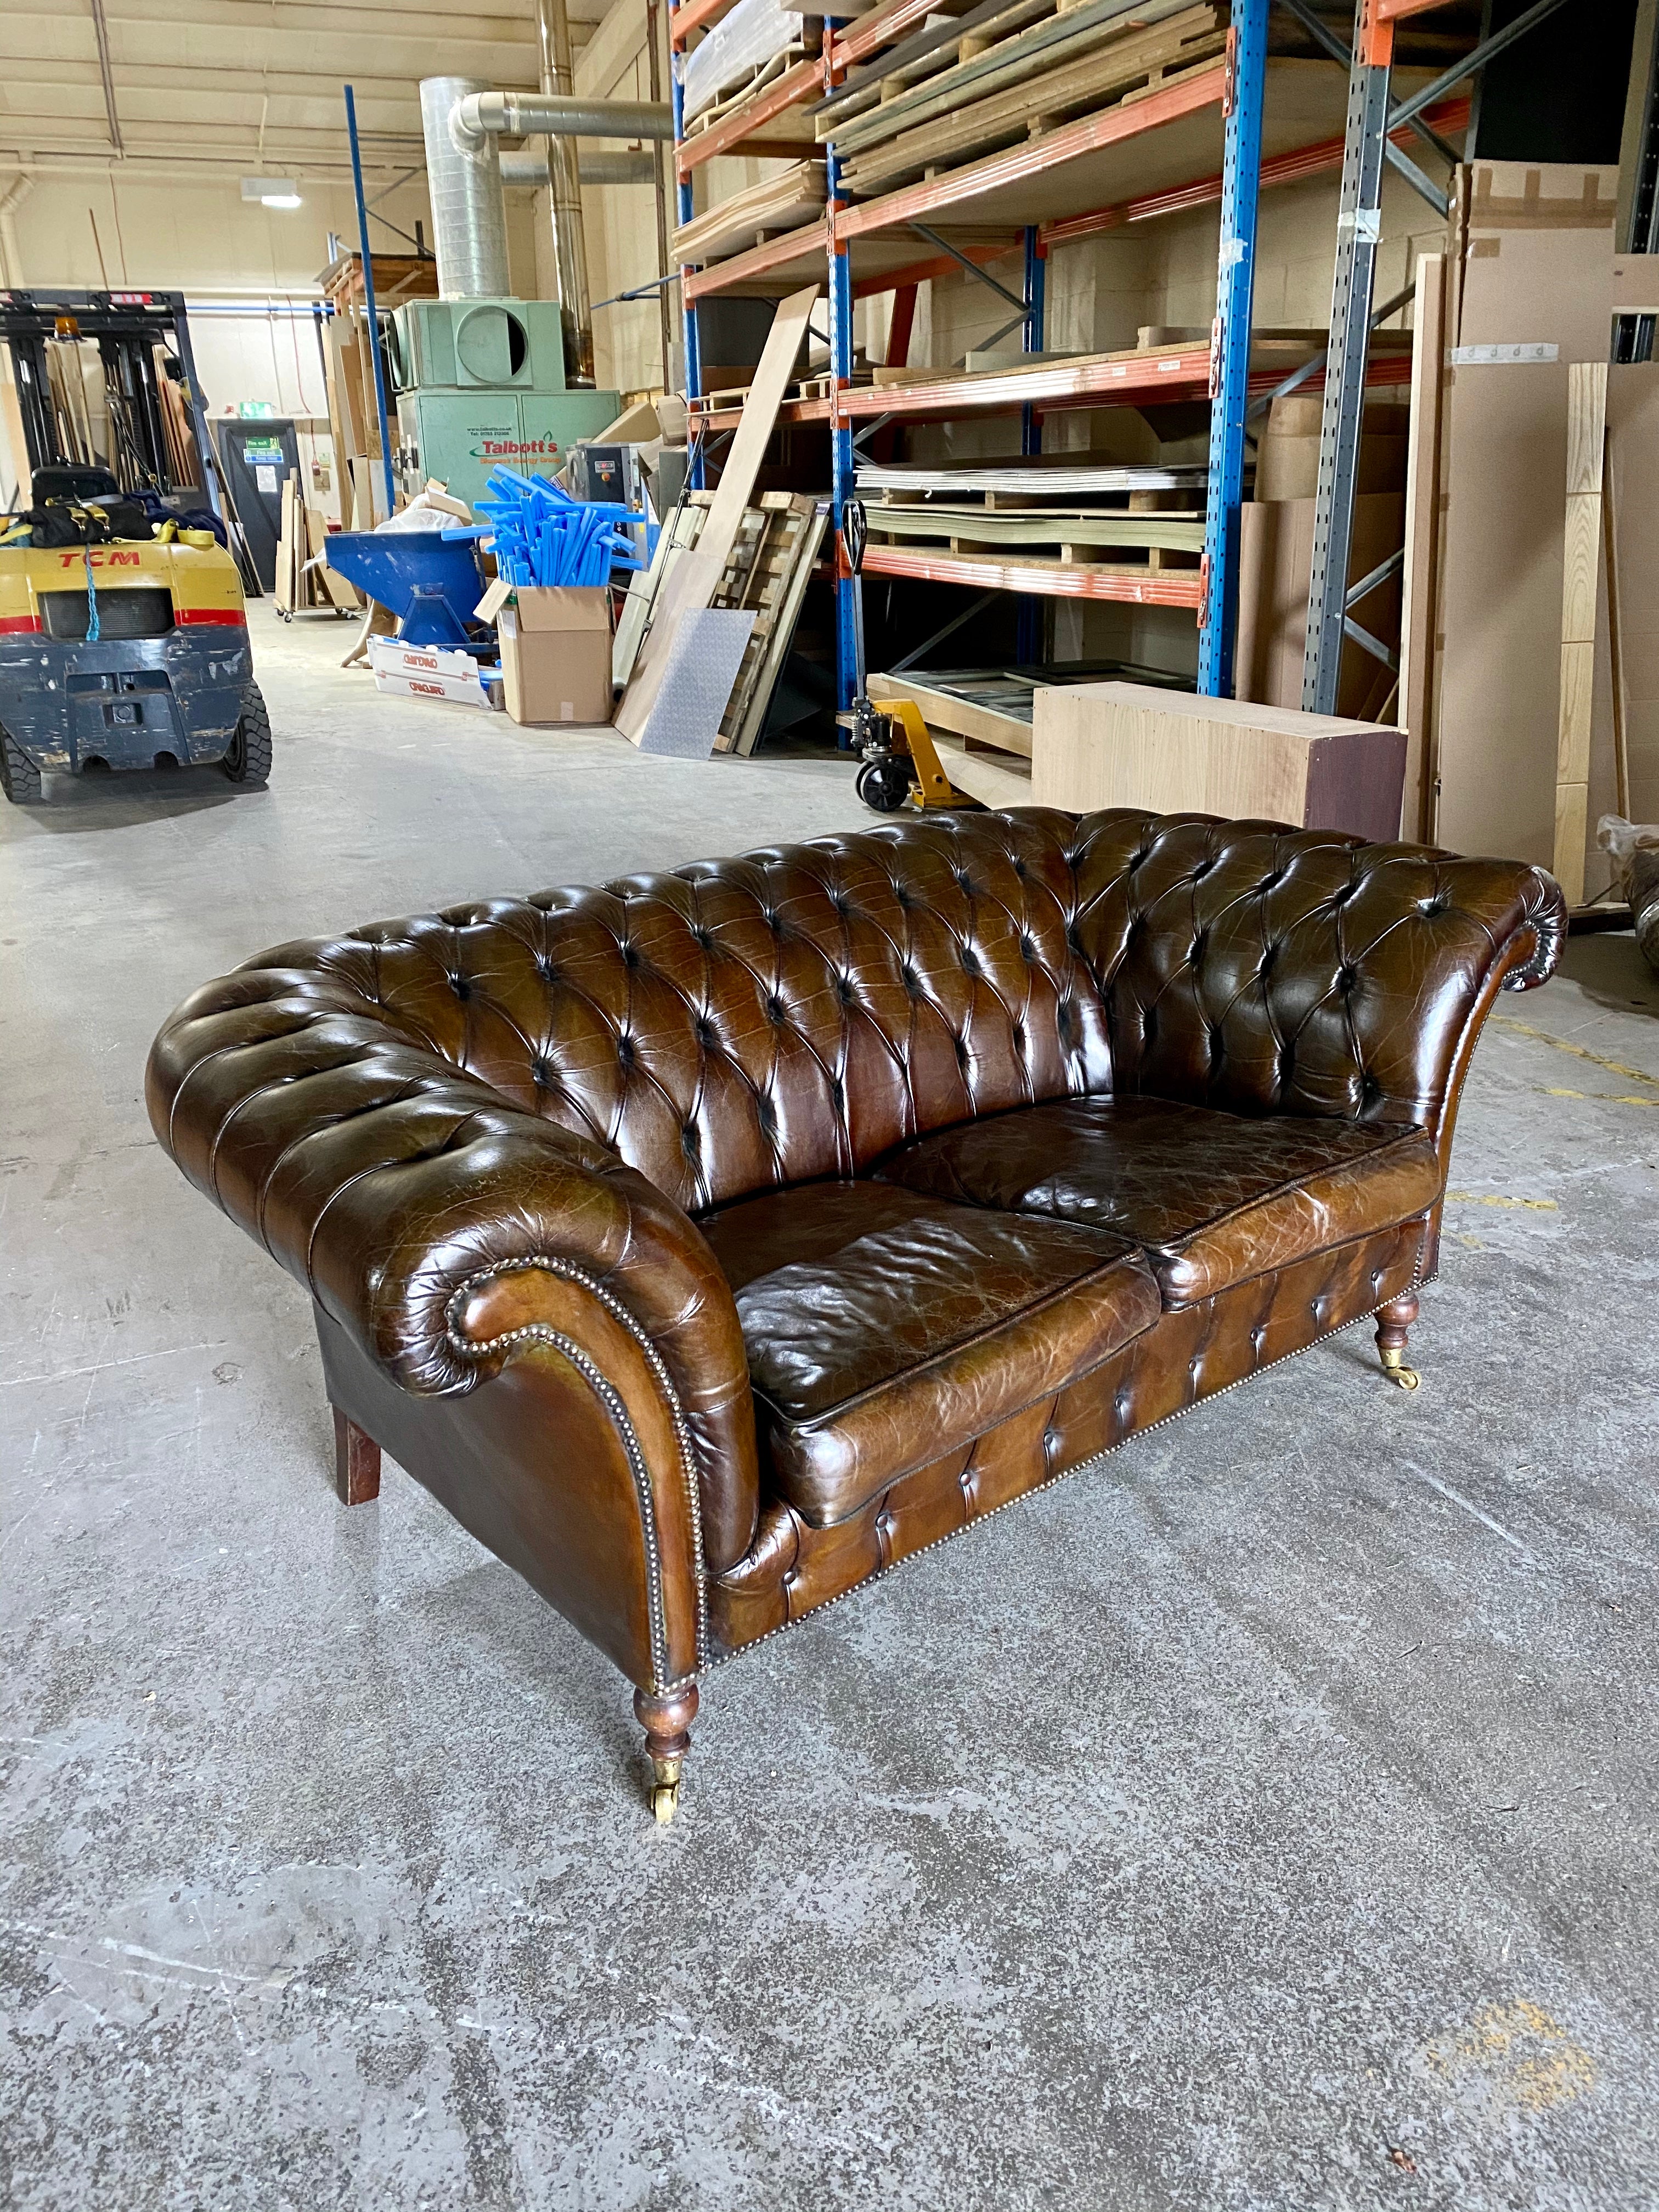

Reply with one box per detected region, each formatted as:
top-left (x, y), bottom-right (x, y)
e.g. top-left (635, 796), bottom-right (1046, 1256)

top-left (649, 1757), bottom-right (682, 1825)
top-left (1380, 1348), bottom-right (1420, 1391)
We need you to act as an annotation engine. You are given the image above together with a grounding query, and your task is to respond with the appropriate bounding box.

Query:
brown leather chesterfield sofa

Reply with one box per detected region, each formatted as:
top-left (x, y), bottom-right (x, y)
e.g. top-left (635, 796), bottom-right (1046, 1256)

top-left (148, 809), bottom-right (1563, 1821)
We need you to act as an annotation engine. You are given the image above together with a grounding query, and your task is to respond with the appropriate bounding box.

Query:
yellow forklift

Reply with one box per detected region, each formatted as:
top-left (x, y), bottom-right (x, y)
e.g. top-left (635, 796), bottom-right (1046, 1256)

top-left (0, 290), bottom-right (270, 805)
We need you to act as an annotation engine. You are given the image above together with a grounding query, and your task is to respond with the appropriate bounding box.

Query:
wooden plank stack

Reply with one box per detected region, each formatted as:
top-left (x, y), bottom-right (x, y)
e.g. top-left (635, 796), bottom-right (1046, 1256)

top-left (816, 0), bottom-right (1224, 198)
top-left (672, 159), bottom-right (827, 267)
top-left (275, 471), bottom-right (360, 617)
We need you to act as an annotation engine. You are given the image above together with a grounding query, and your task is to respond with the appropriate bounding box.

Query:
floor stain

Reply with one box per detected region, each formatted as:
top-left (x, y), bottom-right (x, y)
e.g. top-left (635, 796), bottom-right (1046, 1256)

top-left (1416, 2000), bottom-right (1597, 2117)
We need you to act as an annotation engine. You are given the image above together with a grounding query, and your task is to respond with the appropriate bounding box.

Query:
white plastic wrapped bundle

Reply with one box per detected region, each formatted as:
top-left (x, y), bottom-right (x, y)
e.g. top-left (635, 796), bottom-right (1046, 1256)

top-left (678, 0), bottom-right (804, 123)
top-left (1598, 815), bottom-right (1659, 975)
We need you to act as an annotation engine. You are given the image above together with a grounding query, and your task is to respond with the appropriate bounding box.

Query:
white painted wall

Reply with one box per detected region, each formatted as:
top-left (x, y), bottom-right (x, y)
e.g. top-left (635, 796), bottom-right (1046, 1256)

top-left (0, 165), bottom-right (542, 507)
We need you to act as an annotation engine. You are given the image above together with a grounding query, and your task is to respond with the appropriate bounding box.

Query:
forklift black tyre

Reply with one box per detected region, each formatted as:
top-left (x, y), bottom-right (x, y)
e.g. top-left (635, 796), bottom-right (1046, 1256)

top-left (856, 754), bottom-right (911, 813)
top-left (222, 682), bottom-right (273, 787)
top-left (0, 726), bottom-right (42, 806)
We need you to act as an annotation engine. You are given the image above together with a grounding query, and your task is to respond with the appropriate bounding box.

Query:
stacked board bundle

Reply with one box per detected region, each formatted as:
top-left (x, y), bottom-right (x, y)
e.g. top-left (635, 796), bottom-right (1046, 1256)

top-left (815, 0), bottom-right (1224, 199)
top-left (468, 467), bottom-right (646, 588)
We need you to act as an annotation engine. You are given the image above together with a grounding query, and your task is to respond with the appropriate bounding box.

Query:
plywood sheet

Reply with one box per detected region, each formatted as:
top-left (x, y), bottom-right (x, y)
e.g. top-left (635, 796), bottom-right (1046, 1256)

top-left (1431, 163), bottom-right (1617, 867)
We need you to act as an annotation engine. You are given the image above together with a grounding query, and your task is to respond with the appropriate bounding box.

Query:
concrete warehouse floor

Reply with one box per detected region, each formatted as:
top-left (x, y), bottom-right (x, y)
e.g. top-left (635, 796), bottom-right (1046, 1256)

top-left (2, 603), bottom-right (1656, 2212)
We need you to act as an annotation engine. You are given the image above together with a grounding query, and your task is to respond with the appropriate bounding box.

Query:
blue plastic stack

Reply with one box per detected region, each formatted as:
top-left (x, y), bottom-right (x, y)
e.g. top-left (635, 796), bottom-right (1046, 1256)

top-left (453, 466), bottom-right (646, 588)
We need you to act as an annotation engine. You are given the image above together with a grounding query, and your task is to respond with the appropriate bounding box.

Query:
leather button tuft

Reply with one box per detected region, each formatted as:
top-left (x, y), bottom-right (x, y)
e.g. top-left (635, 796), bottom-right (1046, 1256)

top-left (449, 974), bottom-right (470, 999)
top-left (960, 945), bottom-right (980, 975)
top-left (1337, 965), bottom-right (1357, 992)
top-left (620, 941), bottom-right (641, 969)
top-left (1020, 935), bottom-right (1037, 961)
top-left (901, 965), bottom-right (921, 996)
top-left (766, 995), bottom-right (787, 1025)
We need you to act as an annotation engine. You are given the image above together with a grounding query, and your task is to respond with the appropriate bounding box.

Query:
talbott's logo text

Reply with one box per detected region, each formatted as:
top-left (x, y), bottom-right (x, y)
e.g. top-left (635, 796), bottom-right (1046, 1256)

top-left (470, 438), bottom-right (562, 458)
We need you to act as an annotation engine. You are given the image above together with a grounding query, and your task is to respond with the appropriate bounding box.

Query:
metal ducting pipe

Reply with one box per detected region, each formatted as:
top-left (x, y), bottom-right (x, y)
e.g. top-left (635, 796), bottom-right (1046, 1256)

top-left (449, 91), bottom-right (675, 148)
top-left (500, 149), bottom-right (658, 186)
top-left (536, 0), bottom-right (594, 388)
top-left (420, 76), bottom-right (511, 300)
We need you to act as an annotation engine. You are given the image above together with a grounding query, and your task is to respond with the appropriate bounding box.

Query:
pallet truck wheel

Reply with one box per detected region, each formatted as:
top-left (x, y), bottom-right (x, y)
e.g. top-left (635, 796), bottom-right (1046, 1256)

top-left (0, 726), bottom-right (42, 806)
top-left (222, 681), bottom-right (273, 788)
top-left (856, 754), bottom-right (911, 814)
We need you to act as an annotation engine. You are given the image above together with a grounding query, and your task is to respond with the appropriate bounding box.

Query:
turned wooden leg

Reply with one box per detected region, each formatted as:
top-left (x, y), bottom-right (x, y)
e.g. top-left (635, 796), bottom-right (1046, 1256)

top-left (634, 1682), bottom-right (698, 1826)
top-left (332, 1406), bottom-right (381, 1503)
top-left (1374, 1294), bottom-right (1421, 1391)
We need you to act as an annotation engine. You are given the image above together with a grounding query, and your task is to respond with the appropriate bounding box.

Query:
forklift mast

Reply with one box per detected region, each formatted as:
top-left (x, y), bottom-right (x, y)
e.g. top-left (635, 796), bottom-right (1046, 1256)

top-left (0, 288), bottom-right (223, 525)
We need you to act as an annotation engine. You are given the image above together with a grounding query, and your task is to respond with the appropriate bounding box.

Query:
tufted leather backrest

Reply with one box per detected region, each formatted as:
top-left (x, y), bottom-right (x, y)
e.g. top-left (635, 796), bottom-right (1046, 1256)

top-left (1067, 810), bottom-right (1562, 1128)
top-left (246, 809), bottom-right (1561, 1215)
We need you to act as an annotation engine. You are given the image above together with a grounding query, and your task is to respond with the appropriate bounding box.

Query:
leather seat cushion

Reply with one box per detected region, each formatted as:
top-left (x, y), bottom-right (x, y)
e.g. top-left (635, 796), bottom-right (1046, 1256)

top-left (873, 1096), bottom-right (1442, 1307)
top-left (697, 1180), bottom-right (1162, 1527)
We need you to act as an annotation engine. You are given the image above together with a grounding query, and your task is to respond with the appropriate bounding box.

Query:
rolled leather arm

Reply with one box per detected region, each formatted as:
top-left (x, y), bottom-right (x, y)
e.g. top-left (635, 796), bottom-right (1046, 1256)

top-left (146, 964), bottom-right (761, 1580)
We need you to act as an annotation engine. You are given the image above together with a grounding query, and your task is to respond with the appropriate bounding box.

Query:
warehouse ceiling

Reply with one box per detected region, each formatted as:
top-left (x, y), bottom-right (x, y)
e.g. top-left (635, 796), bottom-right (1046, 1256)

top-left (0, 0), bottom-right (624, 181)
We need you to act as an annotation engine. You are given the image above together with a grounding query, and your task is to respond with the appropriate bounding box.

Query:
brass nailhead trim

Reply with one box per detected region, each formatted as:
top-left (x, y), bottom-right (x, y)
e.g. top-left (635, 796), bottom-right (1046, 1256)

top-left (445, 1257), bottom-right (708, 1693)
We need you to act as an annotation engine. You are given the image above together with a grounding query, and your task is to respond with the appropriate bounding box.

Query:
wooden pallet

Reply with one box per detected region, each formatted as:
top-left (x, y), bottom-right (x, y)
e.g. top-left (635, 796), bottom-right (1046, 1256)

top-left (613, 491), bottom-right (827, 752)
top-left (707, 493), bottom-right (829, 753)
top-left (865, 503), bottom-right (1206, 561)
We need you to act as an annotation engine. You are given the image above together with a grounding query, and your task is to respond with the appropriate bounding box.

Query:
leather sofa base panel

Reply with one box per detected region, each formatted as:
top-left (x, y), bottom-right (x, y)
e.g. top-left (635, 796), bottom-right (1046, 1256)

top-left (708, 1218), bottom-right (1426, 1657)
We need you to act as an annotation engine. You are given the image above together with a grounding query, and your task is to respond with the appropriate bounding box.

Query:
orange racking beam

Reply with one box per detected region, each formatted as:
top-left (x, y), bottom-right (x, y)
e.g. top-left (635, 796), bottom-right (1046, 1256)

top-left (860, 546), bottom-right (1205, 606)
top-left (681, 217), bottom-right (829, 302)
top-left (676, 56), bottom-right (823, 176)
top-left (1040, 93), bottom-right (1469, 252)
top-left (670, 0), bottom-right (733, 51)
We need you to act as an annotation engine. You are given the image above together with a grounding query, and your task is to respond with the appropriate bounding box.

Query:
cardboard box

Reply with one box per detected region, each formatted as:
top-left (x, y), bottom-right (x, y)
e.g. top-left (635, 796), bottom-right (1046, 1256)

top-left (1253, 393), bottom-right (1409, 503)
top-left (1032, 681), bottom-right (1407, 845)
top-left (500, 586), bottom-right (614, 726)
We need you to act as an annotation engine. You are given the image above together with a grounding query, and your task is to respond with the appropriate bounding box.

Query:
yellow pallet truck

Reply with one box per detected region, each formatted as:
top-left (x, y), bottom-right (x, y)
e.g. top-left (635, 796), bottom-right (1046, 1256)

top-left (839, 498), bottom-right (964, 815)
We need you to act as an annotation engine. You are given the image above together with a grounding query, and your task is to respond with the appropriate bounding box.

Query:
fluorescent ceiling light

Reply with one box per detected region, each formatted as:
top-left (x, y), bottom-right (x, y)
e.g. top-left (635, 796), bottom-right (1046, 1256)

top-left (241, 177), bottom-right (301, 208)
